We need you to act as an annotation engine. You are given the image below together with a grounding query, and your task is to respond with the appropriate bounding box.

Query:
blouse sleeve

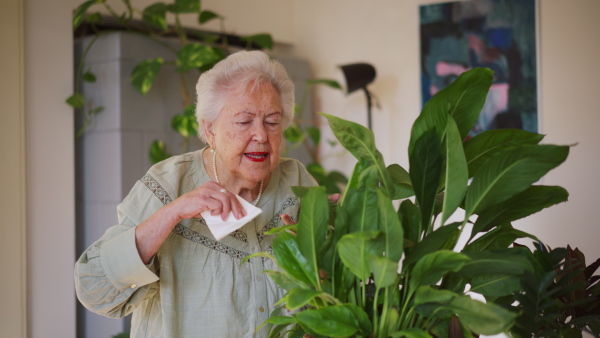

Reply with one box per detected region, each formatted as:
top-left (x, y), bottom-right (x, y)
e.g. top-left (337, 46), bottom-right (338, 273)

top-left (74, 181), bottom-right (162, 318)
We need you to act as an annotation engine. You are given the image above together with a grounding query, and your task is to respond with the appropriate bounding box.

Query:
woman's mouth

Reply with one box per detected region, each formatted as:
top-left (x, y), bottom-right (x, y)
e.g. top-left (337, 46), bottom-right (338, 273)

top-left (244, 152), bottom-right (269, 162)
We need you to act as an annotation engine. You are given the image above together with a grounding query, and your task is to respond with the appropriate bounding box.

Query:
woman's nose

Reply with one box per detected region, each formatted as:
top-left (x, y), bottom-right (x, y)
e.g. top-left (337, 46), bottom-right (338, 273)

top-left (252, 123), bottom-right (267, 143)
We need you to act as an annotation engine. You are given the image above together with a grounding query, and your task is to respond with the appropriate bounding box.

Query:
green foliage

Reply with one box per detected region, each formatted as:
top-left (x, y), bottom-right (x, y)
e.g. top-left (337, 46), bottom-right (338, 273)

top-left (259, 68), bottom-right (596, 337)
top-left (130, 57), bottom-right (164, 95)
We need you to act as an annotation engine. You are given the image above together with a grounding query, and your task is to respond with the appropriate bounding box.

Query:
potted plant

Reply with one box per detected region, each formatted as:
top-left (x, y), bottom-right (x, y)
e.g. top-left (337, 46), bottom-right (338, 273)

top-left (244, 68), bottom-right (600, 337)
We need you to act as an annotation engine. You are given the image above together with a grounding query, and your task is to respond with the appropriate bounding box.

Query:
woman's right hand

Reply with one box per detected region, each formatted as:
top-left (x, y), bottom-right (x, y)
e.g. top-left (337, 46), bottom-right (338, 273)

top-left (170, 181), bottom-right (247, 222)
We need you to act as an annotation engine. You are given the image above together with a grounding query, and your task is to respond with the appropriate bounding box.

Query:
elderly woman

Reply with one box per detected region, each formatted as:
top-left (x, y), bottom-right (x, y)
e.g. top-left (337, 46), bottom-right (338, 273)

top-left (75, 50), bottom-right (319, 337)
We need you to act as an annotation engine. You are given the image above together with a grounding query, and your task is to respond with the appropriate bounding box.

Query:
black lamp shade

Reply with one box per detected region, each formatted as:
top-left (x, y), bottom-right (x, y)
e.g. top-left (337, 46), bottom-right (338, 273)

top-left (339, 63), bottom-right (377, 94)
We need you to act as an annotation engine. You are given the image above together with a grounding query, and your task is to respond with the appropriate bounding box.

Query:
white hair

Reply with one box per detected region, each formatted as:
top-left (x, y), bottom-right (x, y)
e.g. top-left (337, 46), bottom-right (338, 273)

top-left (195, 50), bottom-right (295, 142)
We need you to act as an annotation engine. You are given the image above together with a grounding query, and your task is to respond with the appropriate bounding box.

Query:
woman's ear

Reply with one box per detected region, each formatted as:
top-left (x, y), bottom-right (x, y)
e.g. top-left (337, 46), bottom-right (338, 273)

top-left (203, 120), bottom-right (215, 147)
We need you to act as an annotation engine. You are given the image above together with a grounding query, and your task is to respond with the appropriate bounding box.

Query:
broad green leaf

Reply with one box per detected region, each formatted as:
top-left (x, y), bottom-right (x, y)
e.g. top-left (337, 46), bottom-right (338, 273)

top-left (73, 0), bottom-right (103, 29)
top-left (171, 105), bottom-right (198, 137)
top-left (403, 222), bottom-right (461, 267)
top-left (176, 44), bottom-right (225, 72)
top-left (464, 223), bottom-right (537, 253)
top-left (472, 185), bottom-right (568, 236)
top-left (398, 200), bottom-right (421, 252)
top-left (142, 3), bottom-right (168, 31)
top-left (326, 171), bottom-right (348, 184)
top-left (263, 270), bottom-right (304, 291)
top-left (296, 187), bottom-right (328, 286)
top-left (446, 295), bottom-right (516, 335)
top-left (338, 231), bottom-right (384, 280)
top-left (376, 189), bottom-right (403, 261)
top-left (306, 79), bottom-right (343, 90)
top-left (321, 113), bottom-right (393, 196)
top-left (441, 116), bottom-right (468, 225)
top-left (284, 124), bottom-right (304, 143)
top-left (199, 10), bottom-right (220, 24)
top-left (340, 158), bottom-right (370, 208)
top-left (387, 164), bottom-right (414, 199)
top-left (409, 68), bottom-right (493, 154)
top-left (306, 126), bottom-right (321, 145)
top-left (272, 232), bottom-right (318, 287)
top-left (283, 289), bottom-right (323, 310)
top-left (82, 71), bottom-right (96, 83)
top-left (294, 305), bottom-right (364, 337)
top-left (66, 93), bottom-right (85, 109)
top-left (457, 248), bottom-right (534, 277)
top-left (413, 286), bottom-right (457, 306)
top-left (167, 0), bottom-right (199, 13)
top-left (241, 33), bottom-right (274, 50)
top-left (464, 128), bottom-right (544, 177)
top-left (346, 303), bottom-right (372, 335)
top-left (465, 145), bottom-right (570, 217)
top-left (291, 186), bottom-right (309, 198)
top-left (469, 274), bottom-right (522, 297)
top-left (368, 255), bottom-right (399, 289)
top-left (343, 186), bottom-right (379, 233)
top-left (409, 250), bottom-right (470, 292)
top-left (149, 139), bottom-right (171, 164)
top-left (409, 128), bottom-right (443, 228)
top-left (131, 58), bottom-right (163, 95)
top-left (391, 328), bottom-right (433, 338)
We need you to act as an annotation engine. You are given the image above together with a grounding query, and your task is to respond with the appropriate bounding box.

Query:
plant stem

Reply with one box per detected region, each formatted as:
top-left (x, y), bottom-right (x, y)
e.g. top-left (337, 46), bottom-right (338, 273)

top-left (372, 287), bottom-right (381, 337)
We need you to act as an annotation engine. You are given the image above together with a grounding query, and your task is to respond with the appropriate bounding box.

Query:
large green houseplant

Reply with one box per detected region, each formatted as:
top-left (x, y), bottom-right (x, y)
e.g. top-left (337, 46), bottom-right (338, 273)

top-left (244, 68), bottom-right (600, 337)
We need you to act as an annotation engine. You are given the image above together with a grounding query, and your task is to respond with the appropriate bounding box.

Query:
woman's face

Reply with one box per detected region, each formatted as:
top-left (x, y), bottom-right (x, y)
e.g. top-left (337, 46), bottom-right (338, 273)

top-left (204, 82), bottom-right (283, 187)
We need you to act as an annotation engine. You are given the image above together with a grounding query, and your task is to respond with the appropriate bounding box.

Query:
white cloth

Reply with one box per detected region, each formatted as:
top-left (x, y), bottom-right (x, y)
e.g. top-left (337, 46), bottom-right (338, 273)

top-left (202, 194), bottom-right (263, 240)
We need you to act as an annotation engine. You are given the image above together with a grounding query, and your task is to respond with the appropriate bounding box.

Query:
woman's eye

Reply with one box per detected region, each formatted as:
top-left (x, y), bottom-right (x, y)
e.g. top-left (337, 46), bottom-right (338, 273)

top-left (238, 121), bottom-right (251, 125)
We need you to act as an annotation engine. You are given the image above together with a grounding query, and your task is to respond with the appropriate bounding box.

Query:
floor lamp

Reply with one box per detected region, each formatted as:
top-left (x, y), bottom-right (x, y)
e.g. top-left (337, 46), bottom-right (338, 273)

top-left (339, 63), bottom-right (377, 130)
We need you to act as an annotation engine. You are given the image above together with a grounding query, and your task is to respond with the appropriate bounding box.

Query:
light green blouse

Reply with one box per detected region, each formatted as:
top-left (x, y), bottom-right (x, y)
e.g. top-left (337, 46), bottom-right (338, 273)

top-left (74, 149), bottom-right (318, 338)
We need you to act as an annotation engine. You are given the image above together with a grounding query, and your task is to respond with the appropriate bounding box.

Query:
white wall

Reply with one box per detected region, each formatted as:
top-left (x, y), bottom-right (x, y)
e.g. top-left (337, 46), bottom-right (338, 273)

top-left (24, 0), bottom-right (78, 336)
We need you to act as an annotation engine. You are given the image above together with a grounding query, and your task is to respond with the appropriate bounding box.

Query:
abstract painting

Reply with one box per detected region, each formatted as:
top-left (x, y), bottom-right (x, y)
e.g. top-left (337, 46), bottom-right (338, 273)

top-left (420, 0), bottom-right (538, 137)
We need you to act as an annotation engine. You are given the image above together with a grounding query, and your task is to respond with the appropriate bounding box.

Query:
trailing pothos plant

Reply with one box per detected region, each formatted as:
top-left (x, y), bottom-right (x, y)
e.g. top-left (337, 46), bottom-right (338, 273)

top-left (242, 67), bottom-right (600, 337)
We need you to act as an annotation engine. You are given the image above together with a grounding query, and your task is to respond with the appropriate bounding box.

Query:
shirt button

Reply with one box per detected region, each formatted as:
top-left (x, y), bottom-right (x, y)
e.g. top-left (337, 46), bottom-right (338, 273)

top-left (130, 284), bottom-right (137, 289)
top-left (259, 307), bottom-right (265, 313)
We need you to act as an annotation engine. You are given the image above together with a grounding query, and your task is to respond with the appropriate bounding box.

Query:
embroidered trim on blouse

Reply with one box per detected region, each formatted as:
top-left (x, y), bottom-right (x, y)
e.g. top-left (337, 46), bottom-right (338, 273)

top-left (256, 197), bottom-right (299, 243)
top-left (140, 174), bottom-right (250, 258)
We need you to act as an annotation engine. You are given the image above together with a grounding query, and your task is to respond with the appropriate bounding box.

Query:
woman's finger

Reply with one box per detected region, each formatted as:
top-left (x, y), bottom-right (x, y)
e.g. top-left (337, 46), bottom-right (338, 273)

top-left (280, 213), bottom-right (296, 225)
top-left (329, 193), bottom-right (341, 204)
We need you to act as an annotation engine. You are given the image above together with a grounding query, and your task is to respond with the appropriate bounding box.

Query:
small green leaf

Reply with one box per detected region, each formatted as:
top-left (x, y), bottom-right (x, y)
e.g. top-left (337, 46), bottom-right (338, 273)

top-left (306, 79), bottom-right (343, 90)
top-left (130, 58), bottom-right (164, 95)
top-left (73, 0), bottom-right (103, 30)
top-left (391, 328), bottom-right (433, 338)
top-left (82, 71), bottom-right (96, 83)
top-left (86, 12), bottom-right (103, 24)
top-left (326, 171), bottom-right (348, 184)
top-left (296, 187), bottom-right (328, 287)
top-left (465, 223), bottom-right (537, 253)
top-left (305, 126), bottom-right (321, 145)
top-left (171, 105), bottom-right (198, 138)
top-left (284, 124), bottom-right (304, 143)
top-left (66, 93), bottom-right (86, 109)
top-left (294, 305), bottom-right (363, 337)
top-left (142, 3), bottom-right (168, 31)
top-left (471, 185), bottom-right (568, 236)
top-left (176, 44), bottom-right (225, 72)
top-left (376, 189), bottom-right (403, 261)
top-left (409, 250), bottom-right (470, 292)
top-left (413, 286), bottom-right (457, 306)
top-left (404, 222), bottom-right (461, 267)
top-left (149, 139), bottom-right (171, 164)
top-left (387, 163), bottom-right (414, 199)
top-left (167, 0), bottom-right (199, 13)
top-left (465, 145), bottom-right (570, 217)
top-left (199, 10), bottom-right (220, 24)
top-left (241, 33), bottom-right (274, 50)
top-left (263, 270), bottom-right (304, 290)
top-left (457, 248), bottom-right (534, 277)
top-left (441, 116), bottom-right (468, 225)
top-left (446, 296), bottom-right (516, 335)
top-left (469, 274), bottom-right (522, 297)
top-left (368, 255), bottom-right (399, 289)
top-left (410, 128), bottom-right (443, 228)
top-left (338, 231), bottom-right (384, 280)
top-left (283, 289), bottom-right (323, 310)
top-left (272, 232), bottom-right (318, 288)
top-left (464, 128), bottom-right (544, 177)
top-left (321, 112), bottom-right (393, 196)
